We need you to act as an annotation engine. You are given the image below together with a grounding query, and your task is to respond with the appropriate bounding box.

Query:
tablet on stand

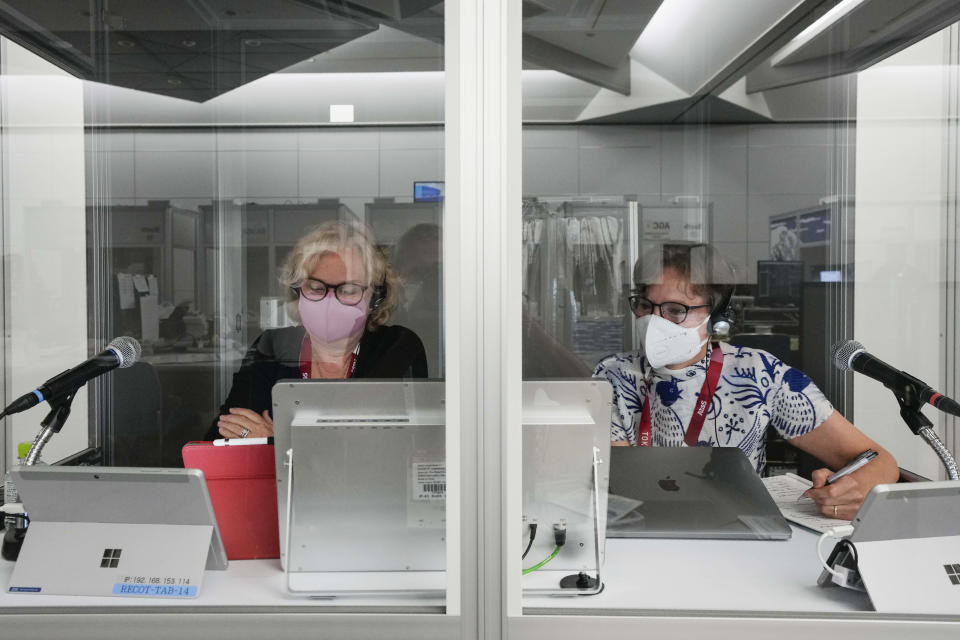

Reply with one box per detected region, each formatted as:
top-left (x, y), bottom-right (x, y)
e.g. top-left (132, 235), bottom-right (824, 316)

top-left (8, 466), bottom-right (227, 598)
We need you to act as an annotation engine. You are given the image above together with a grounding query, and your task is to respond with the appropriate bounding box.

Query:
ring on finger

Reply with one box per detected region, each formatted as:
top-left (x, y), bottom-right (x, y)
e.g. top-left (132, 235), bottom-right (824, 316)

top-left (238, 427), bottom-right (251, 438)
top-left (833, 505), bottom-right (838, 517)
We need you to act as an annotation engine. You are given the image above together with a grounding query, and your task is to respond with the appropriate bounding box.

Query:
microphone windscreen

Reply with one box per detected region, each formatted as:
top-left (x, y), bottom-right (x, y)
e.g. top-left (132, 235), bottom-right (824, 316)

top-left (108, 336), bottom-right (142, 368)
top-left (831, 339), bottom-right (864, 372)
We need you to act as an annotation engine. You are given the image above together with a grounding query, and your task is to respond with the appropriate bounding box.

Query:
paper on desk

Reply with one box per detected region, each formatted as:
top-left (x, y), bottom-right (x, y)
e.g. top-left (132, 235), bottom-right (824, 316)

top-left (117, 273), bottom-right (136, 310)
top-left (761, 473), bottom-right (845, 534)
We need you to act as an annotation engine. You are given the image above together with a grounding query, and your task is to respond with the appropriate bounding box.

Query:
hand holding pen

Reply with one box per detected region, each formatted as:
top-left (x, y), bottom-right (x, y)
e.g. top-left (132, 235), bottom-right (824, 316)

top-left (803, 449), bottom-right (878, 520)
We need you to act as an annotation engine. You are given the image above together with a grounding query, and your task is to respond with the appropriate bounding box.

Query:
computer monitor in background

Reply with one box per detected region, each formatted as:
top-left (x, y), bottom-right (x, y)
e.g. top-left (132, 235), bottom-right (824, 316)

top-left (272, 379), bottom-right (445, 596)
top-left (522, 379), bottom-right (611, 594)
top-left (414, 181), bottom-right (444, 202)
top-left (755, 260), bottom-right (804, 307)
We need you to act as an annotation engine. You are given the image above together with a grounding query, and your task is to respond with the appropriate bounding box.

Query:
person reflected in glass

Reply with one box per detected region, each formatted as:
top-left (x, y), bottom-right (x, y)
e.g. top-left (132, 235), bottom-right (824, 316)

top-left (594, 243), bottom-right (898, 519)
top-left (207, 220), bottom-right (427, 440)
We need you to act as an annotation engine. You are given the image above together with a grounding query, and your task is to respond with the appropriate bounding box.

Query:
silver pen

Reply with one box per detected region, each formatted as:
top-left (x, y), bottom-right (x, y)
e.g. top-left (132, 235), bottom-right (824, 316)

top-left (826, 449), bottom-right (878, 484)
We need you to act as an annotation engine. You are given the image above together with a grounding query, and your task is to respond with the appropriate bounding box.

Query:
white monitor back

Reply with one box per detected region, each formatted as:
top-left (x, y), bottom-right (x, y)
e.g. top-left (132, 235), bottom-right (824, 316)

top-left (522, 379), bottom-right (612, 587)
top-left (272, 379), bottom-right (445, 592)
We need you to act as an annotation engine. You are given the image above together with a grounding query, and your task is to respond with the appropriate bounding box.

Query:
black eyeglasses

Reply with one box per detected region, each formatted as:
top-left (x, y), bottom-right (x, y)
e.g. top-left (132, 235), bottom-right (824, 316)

top-left (295, 278), bottom-right (368, 306)
top-left (627, 294), bottom-right (710, 324)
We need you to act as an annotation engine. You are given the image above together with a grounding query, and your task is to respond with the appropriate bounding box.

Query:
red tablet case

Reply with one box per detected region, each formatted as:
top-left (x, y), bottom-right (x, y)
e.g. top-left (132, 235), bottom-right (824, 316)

top-left (182, 442), bottom-right (280, 560)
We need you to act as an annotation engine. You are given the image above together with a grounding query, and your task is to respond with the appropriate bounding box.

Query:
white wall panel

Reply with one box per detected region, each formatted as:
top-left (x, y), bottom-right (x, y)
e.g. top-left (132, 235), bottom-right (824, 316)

top-left (2, 39), bottom-right (88, 464)
top-left (135, 130), bottom-right (214, 151)
top-left (218, 150), bottom-right (299, 199)
top-left (299, 149), bottom-right (379, 198)
top-left (522, 147), bottom-right (578, 195)
top-left (135, 151), bottom-right (215, 199)
top-left (379, 148), bottom-right (443, 197)
top-left (748, 145), bottom-right (832, 195)
top-left (380, 128), bottom-right (443, 149)
top-left (580, 146), bottom-right (659, 195)
top-left (216, 130), bottom-right (298, 151)
top-left (578, 125), bottom-right (660, 148)
top-left (299, 129), bottom-right (380, 151)
top-left (704, 194), bottom-right (748, 243)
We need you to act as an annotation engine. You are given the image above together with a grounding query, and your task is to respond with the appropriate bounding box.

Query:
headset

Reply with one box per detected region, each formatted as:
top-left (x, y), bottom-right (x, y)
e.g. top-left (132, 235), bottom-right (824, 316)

top-left (369, 281), bottom-right (388, 312)
top-left (708, 286), bottom-right (735, 337)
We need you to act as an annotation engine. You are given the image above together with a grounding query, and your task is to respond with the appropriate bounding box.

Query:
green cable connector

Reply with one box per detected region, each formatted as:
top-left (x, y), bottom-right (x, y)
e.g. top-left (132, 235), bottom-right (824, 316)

top-left (522, 545), bottom-right (561, 575)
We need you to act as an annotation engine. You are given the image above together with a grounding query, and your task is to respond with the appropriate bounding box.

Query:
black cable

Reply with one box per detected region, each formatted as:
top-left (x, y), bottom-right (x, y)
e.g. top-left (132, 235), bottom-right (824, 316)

top-left (521, 523), bottom-right (537, 560)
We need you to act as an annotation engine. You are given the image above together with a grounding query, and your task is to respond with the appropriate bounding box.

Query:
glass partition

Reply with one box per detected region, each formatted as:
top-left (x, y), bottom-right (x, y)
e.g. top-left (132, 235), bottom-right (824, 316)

top-left (1, 0), bottom-right (449, 612)
top-left (517, 0), bottom-right (960, 621)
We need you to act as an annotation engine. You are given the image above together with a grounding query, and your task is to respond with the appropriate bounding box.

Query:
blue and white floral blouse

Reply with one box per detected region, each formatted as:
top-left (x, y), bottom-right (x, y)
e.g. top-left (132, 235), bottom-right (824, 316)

top-left (593, 342), bottom-right (834, 473)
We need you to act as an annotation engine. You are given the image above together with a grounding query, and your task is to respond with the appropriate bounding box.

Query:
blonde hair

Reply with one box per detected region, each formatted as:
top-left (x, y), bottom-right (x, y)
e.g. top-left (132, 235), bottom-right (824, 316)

top-left (280, 220), bottom-right (399, 331)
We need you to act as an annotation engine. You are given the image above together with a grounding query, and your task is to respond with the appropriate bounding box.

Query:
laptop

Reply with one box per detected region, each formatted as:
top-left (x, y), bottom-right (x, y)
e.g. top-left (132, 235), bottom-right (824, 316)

top-left (182, 441), bottom-right (280, 560)
top-left (8, 466), bottom-right (227, 598)
top-left (820, 480), bottom-right (960, 614)
top-left (606, 447), bottom-right (792, 540)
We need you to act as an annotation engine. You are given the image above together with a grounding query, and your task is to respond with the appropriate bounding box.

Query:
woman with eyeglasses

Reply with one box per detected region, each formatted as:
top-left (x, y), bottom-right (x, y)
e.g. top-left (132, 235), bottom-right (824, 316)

top-left (594, 244), bottom-right (898, 520)
top-left (206, 220), bottom-right (427, 441)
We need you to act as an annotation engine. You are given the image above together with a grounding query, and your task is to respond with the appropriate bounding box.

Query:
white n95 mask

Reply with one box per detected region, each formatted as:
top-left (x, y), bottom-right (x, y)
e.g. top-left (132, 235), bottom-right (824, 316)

top-left (636, 313), bottom-right (709, 368)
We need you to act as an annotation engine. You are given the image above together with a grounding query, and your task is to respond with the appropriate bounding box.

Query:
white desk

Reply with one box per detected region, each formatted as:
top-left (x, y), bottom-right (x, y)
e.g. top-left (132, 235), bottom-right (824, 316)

top-left (523, 526), bottom-right (872, 614)
top-left (1, 526), bottom-right (958, 640)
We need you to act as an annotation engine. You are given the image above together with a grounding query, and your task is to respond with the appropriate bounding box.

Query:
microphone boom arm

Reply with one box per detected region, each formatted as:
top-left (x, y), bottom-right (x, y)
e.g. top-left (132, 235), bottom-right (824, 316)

top-left (895, 383), bottom-right (959, 481)
top-left (24, 385), bottom-right (81, 466)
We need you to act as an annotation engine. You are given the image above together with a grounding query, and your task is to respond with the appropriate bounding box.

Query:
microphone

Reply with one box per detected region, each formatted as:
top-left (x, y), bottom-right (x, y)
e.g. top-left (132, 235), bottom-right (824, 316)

top-left (832, 340), bottom-right (960, 418)
top-left (0, 337), bottom-right (141, 418)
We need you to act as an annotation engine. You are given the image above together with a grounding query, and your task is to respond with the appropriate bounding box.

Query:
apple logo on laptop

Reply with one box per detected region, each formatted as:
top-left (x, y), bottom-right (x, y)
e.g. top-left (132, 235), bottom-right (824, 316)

top-left (657, 476), bottom-right (679, 492)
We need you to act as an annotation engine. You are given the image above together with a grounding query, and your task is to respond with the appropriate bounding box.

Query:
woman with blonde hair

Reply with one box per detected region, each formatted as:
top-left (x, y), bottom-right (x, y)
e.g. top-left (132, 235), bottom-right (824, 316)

top-left (208, 220), bottom-right (427, 440)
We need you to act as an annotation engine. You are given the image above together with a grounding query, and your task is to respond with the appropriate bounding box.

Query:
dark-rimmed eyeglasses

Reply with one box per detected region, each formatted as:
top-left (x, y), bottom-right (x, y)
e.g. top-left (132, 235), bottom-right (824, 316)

top-left (294, 278), bottom-right (368, 306)
top-left (627, 294), bottom-right (710, 324)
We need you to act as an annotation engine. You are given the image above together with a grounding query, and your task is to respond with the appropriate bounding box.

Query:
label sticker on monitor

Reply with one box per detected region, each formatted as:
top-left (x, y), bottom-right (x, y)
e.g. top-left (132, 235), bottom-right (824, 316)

top-left (412, 462), bottom-right (446, 501)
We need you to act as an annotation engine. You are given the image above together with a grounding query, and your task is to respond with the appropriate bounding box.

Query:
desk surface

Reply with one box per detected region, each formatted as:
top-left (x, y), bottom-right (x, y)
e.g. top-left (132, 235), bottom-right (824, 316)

top-left (523, 528), bottom-right (872, 614)
top-left (0, 526), bottom-right (872, 615)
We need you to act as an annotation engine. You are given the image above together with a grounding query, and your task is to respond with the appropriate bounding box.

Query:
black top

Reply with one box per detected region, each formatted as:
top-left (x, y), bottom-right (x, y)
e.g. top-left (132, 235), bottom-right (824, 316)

top-left (204, 325), bottom-right (428, 440)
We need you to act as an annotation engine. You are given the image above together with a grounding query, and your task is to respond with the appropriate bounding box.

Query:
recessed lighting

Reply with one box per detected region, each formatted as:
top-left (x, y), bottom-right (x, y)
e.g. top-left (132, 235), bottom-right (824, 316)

top-left (329, 104), bottom-right (355, 123)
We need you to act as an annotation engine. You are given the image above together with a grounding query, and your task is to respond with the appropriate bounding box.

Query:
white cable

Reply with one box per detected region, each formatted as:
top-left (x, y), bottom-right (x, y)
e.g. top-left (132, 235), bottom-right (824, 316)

top-left (817, 525), bottom-right (856, 578)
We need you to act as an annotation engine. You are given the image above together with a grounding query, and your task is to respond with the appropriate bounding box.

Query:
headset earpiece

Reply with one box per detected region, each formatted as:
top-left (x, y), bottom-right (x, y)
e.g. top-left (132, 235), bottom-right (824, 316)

top-left (709, 287), bottom-right (735, 336)
top-left (370, 282), bottom-right (388, 311)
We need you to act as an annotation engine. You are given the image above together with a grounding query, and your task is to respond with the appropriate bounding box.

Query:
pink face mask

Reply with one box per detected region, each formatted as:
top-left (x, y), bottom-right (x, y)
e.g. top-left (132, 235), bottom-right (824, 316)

top-left (298, 295), bottom-right (369, 344)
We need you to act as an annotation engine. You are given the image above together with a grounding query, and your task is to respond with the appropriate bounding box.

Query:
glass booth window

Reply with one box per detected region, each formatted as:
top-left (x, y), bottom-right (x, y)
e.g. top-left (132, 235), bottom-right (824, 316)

top-left (1, 1), bottom-right (447, 606)
top-left (518, 0), bottom-right (960, 618)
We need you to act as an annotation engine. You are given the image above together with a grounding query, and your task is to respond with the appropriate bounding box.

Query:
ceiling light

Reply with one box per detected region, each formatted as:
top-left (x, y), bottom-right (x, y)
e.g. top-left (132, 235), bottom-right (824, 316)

top-left (117, 40), bottom-right (135, 48)
top-left (167, 77), bottom-right (183, 86)
top-left (244, 39), bottom-right (262, 47)
top-left (181, 39), bottom-right (197, 48)
top-left (329, 104), bottom-right (355, 123)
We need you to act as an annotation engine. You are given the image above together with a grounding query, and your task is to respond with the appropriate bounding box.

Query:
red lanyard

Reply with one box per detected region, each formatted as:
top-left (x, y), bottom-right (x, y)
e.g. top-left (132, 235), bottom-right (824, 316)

top-left (637, 343), bottom-right (724, 447)
top-left (299, 336), bottom-right (358, 380)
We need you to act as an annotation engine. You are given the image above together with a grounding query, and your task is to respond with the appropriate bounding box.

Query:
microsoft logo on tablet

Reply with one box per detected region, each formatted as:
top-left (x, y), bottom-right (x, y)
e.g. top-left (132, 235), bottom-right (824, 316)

top-left (945, 564), bottom-right (960, 585)
top-left (101, 548), bottom-right (122, 568)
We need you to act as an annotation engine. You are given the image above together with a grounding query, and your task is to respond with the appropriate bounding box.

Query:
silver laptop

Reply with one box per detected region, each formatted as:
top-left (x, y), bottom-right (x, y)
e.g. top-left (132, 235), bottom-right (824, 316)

top-left (272, 379), bottom-right (445, 595)
top-left (827, 480), bottom-right (960, 614)
top-left (8, 466), bottom-right (227, 598)
top-left (606, 447), bottom-right (792, 540)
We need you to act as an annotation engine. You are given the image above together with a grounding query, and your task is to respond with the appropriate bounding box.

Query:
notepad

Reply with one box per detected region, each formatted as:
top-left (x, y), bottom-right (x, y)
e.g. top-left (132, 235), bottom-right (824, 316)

top-left (761, 473), bottom-right (846, 534)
